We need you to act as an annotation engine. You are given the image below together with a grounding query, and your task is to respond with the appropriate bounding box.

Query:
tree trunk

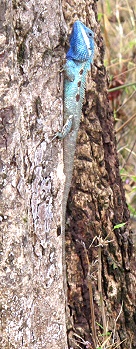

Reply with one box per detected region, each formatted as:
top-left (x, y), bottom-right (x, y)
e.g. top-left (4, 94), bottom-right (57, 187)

top-left (1, 1), bottom-right (67, 348)
top-left (1, 1), bottom-right (136, 349)
top-left (61, 1), bottom-right (136, 349)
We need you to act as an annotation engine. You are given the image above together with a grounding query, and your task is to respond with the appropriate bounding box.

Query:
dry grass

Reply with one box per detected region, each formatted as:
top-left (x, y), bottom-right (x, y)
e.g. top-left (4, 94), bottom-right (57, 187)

top-left (72, 237), bottom-right (126, 349)
top-left (98, 0), bottom-right (136, 232)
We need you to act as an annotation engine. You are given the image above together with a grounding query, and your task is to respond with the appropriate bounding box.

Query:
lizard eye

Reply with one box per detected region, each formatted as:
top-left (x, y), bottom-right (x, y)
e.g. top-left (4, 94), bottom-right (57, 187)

top-left (88, 32), bottom-right (92, 37)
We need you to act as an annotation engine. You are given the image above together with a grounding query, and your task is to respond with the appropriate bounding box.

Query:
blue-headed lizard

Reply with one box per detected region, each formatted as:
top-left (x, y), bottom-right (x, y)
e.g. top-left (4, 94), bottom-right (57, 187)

top-left (54, 20), bottom-right (94, 315)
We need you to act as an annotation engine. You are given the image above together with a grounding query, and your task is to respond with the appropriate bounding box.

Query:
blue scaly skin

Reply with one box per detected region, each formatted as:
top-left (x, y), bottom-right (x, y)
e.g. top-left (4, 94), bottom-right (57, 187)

top-left (56, 20), bottom-right (94, 313)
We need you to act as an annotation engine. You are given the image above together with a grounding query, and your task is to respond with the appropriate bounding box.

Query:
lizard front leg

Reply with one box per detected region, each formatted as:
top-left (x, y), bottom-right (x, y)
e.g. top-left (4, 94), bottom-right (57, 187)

top-left (51, 61), bottom-right (76, 141)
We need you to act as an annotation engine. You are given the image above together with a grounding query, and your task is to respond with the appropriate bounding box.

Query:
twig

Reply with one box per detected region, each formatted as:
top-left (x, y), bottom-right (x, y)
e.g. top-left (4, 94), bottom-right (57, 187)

top-left (112, 301), bottom-right (123, 344)
top-left (116, 113), bottom-right (136, 133)
top-left (108, 82), bottom-right (136, 93)
top-left (81, 241), bottom-right (97, 348)
top-left (116, 90), bottom-right (136, 113)
top-left (123, 139), bottom-right (136, 167)
top-left (98, 243), bottom-right (107, 340)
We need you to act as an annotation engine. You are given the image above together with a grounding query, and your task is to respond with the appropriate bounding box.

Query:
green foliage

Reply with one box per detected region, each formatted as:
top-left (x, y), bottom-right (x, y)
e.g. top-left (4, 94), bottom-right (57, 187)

top-left (96, 322), bottom-right (111, 336)
top-left (98, 13), bottom-right (103, 21)
top-left (127, 38), bottom-right (136, 50)
top-left (105, 0), bottom-right (112, 15)
top-left (128, 204), bottom-right (136, 217)
top-left (114, 222), bottom-right (126, 229)
top-left (112, 262), bottom-right (118, 270)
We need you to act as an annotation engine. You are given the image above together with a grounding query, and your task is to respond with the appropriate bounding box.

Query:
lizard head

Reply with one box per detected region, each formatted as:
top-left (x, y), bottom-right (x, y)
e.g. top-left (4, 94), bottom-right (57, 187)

top-left (66, 20), bottom-right (94, 63)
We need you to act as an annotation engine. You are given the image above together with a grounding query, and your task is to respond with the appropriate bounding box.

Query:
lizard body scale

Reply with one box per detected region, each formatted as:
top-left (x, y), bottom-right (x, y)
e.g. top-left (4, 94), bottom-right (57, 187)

top-left (56, 21), bottom-right (94, 312)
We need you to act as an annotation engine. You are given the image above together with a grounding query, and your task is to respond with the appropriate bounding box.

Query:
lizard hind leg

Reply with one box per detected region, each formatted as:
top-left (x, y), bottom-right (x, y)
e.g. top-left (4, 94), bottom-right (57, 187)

top-left (56, 114), bottom-right (73, 140)
top-left (50, 115), bottom-right (73, 142)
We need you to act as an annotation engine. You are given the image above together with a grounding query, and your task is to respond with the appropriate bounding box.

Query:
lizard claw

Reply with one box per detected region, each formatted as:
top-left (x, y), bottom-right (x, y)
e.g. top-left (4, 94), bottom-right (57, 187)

top-left (50, 115), bottom-right (73, 142)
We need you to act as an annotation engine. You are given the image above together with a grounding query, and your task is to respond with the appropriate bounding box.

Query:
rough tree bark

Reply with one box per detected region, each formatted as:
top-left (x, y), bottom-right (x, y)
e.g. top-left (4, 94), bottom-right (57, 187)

top-left (0, 1), bottom-right (136, 349)
top-left (1, 1), bottom-right (67, 348)
top-left (62, 1), bottom-right (136, 349)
